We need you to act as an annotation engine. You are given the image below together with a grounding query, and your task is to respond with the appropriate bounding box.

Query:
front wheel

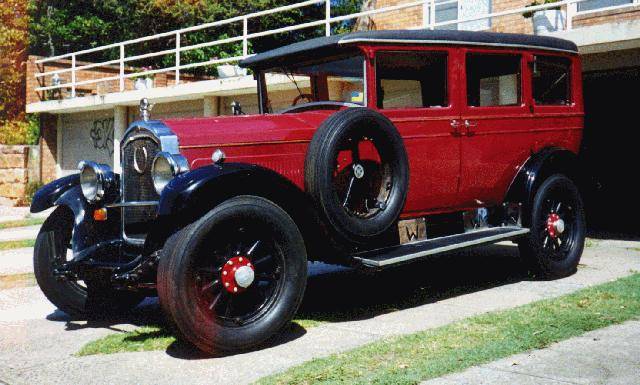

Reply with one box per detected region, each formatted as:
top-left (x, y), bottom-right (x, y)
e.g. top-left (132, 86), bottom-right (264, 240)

top-left (157, 196), bottom-right (307, 353)
top-left (34, 207), bottom-right (145, 318)
top-left (519, 174), bottom-right (586, 278)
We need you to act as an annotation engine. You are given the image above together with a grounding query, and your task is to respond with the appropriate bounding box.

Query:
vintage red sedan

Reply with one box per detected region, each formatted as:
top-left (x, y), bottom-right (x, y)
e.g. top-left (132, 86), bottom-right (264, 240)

top-left (31, 30), bottom-right (585, 354)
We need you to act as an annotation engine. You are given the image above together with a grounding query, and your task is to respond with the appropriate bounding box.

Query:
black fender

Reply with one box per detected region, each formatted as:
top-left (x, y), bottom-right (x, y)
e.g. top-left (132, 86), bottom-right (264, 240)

top-left (146, 163), bottom-right (330, 260)
top-left (30, 174), bottom-right (121, 258)
top-left (30, 174), bottom-right (80, 213)
top-left (505, 147), bottom-right (581, 222)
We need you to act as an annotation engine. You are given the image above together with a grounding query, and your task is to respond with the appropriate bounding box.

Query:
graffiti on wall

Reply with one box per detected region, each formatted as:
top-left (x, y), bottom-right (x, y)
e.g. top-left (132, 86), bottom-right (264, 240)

top-left (90, 118), bottom-right (114, 157)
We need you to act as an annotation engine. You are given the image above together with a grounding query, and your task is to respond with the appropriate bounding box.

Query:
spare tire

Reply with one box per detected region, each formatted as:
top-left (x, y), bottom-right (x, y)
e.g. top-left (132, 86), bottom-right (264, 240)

top-left (305, 108), bottom-right (409, 245)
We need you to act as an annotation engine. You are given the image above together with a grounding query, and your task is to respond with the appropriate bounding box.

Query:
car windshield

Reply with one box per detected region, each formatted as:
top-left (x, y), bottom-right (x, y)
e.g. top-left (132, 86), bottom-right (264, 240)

top-left (264, 54), bottom-right (365, 112)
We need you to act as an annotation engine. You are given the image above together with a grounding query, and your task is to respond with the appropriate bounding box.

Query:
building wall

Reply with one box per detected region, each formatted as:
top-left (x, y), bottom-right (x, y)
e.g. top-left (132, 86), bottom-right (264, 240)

top-left (59, 110), bottom-right (114, 173)
top-left (372, 0), bottom-right (424, 29)
top-left (40, 114), bottom-right (58, 183)
top-left (0, 145), bottom-right (28, 206)
top-left (574, 4), bottom-right (640, 27)
top-left (490, 0), bottom-right (531, 34)
top-left (371, 0), bottom-right (541, 34)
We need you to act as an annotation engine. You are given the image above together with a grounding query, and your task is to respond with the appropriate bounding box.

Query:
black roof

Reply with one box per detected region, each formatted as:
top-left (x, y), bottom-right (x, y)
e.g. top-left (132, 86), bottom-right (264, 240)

top-left (239, 30), bottom-right (578, 69)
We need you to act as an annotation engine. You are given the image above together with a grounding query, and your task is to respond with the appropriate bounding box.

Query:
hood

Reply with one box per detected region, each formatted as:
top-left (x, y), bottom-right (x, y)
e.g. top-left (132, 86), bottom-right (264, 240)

top-left (163, 111), bottom-right (333, 149)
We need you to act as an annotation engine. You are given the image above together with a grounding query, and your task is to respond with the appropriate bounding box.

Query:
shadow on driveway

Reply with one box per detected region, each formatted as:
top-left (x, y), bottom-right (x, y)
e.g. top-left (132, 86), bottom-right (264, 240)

top-left (44, 242), bottom-right (531, 358)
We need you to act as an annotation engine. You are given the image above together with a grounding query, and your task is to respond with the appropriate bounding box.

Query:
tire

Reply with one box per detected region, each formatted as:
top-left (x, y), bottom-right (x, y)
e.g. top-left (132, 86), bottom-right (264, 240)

top-left (34, 207), bottom-right (145, 318)
top-left (157, 196), bottom-right (307, 353)
top-left (519, 174), bottom-right (586, 278)
top-left (305, 108), bottom-right (409, 245)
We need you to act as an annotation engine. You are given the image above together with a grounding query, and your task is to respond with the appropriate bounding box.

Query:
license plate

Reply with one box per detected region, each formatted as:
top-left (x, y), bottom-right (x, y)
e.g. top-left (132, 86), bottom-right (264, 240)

top-left (398, 218), bottom-right (427, 244)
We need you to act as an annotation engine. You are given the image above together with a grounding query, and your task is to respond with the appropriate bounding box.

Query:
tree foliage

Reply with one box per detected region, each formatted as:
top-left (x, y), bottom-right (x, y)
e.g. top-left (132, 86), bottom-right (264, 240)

top-left (0, 0), bottom-right (39, 145)
top-left (1, 0), bottom-right (29, 122)
top-left (29, 0), bottom-right (362, 75)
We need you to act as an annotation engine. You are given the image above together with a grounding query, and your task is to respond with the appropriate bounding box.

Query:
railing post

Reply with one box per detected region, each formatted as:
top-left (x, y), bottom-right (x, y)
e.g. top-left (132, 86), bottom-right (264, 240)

top-left (71, 54), bottom-right (76, 98)
top-left (119, 44), bottom-right (125, 92)
top-left (175, 32), bottom-right (181, 85)
top-left (429, 0), bottom-right (436, 30)
top-left (566, 0), bottom-right (576, 30)
top-left (243, 17), bottom-right (249, 56)
top-left (325, 0), bottom-right (331, 36)
top-left (422, 0), bottom-right (429, 28)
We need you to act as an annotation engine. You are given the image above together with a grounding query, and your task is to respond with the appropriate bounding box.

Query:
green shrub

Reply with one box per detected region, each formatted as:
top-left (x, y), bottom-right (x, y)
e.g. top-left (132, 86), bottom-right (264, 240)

top-left (0, 115), bottom-right (39, 145)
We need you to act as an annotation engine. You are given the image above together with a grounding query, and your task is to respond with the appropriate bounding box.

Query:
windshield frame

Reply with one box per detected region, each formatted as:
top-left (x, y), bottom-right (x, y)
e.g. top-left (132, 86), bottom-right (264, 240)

top-left (256, 52), bottom-right (368, 114)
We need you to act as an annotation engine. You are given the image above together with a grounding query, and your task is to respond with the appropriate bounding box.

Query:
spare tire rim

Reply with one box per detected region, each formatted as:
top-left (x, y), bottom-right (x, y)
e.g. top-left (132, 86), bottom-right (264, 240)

top-left (333, 134), bottom-right (393, 219)
top-left (191, 223), bottom-right (284, 327)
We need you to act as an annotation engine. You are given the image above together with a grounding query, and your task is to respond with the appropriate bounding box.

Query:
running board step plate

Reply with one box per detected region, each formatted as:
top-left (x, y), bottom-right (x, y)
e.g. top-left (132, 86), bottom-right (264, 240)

top-left (353, 226), bottom-right (530, 267)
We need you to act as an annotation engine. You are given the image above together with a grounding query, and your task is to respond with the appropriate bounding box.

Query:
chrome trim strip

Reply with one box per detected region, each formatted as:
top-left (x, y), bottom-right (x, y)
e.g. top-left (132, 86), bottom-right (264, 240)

top-left (337, 38), bottom-right (579, 54)
top-left (355, 227), bottom-right (530, 267)
top-left (106, 201), bottom-right (159, 208)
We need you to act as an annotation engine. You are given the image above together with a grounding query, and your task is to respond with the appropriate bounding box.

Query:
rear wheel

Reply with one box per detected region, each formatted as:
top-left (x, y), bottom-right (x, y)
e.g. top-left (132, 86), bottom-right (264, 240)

top-left (519, 174), bottom-right (586, 278)
top-left (157, 196), bottom-right (307, 353)
top-left (34, 207), bottom-right (145, 318)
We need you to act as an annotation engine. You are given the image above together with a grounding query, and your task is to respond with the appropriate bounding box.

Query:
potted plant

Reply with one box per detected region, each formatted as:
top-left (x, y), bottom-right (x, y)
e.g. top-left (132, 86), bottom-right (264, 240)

top-left (216, 64), bottom-right (248, 78)
top-left (132, 66), bottom-right (155, 90)
top-left (213, 56), bottom-right (248, 78)
top-left (523, 0), bottom-right (565, 35)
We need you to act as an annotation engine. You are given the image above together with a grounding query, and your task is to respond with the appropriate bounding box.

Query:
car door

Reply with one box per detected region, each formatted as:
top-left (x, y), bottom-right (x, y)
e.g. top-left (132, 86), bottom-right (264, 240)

top-left (373, 47), bottom-right (464, 215)
top-left (458, 49), bottom-right (532, 208)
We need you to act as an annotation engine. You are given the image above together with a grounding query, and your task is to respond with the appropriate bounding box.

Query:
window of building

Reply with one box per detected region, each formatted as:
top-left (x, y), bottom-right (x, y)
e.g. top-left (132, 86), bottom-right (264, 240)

top-left (376, 51), bottom-right (448, 109)
top-left (466, 54), bottom-right (521, 107)
top-left (533, 56), bottom-right (572, 105)
top-left (578, 0), bottom-right (632, 12)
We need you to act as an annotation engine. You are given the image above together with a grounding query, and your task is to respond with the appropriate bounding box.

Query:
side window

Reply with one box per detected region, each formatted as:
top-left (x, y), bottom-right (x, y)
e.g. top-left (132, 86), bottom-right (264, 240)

top-left (466, 54), bottom-right (521, 107)
top-left (376, 51), bottom-right (448, 109)
top-left (533, 56), bottom-right (572, 106)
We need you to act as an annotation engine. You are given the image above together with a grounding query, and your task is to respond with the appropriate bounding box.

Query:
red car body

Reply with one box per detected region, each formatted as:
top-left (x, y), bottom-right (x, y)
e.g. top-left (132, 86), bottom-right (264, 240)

top-left (165, 44), bottom-right (583, 221)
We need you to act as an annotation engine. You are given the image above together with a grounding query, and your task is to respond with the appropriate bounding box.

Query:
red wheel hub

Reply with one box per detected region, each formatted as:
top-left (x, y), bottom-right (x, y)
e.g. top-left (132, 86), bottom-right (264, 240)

top-left (221, 256), bottom-right (254, 294)
top-left (547, 213), bottom-right (561, 239)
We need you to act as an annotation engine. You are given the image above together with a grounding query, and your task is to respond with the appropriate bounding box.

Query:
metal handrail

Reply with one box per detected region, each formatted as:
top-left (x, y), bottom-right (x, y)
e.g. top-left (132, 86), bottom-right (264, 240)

top-left (33, 0), bottom-right (638, 97)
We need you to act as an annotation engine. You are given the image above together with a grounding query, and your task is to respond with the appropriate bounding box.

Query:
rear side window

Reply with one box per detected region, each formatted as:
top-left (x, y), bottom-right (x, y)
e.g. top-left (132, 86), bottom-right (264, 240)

top-left (376, 51), bottom-right (448, 109)
top-left (466, 54), bottom-right (521, 107)
top-left (533, 56), bottom-right (572, 105)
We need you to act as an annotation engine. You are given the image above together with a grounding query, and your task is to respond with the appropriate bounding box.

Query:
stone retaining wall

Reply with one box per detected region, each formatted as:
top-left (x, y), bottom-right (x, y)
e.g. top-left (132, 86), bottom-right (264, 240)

top-left (0, 145), bottom-right (30, 206)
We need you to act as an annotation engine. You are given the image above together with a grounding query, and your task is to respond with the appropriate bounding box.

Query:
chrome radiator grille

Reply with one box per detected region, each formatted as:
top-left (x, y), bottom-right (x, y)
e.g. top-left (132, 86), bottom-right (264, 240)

top-left (122, 137), bottom-right (160, 236)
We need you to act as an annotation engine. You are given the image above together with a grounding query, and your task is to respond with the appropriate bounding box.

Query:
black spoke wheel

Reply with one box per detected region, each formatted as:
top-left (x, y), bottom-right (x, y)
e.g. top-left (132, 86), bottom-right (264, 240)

top-left (333, 135), bottom-right (392, 219)
top-left (305, 108), bottom-right (409, 245)
top-left (519, 174), bottom-right (586, 278)
top-left (158, 196), bottom-right (307, 354)
top-left (191, 224), bottom-right (285, 327)
top-left (34, 207), bottom-right (145, 318)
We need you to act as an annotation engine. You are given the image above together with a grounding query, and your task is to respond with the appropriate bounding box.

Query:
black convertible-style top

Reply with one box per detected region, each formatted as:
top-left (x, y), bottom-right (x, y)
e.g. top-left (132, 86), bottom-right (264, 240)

top-left (240, 29), bottom-right (578, 69)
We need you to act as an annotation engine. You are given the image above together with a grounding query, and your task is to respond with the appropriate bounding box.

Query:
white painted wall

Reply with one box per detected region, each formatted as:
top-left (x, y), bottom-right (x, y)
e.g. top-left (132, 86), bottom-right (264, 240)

top-left (59, 110), bottom-right (114, 174)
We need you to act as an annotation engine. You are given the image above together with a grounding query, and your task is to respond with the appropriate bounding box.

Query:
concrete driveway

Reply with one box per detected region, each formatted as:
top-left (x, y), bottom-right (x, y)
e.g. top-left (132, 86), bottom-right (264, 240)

top-left (1, 238), bottom-right (639, 385)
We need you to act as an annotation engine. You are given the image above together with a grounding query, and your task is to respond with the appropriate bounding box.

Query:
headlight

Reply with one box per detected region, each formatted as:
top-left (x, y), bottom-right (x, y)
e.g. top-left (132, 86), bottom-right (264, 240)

top-left (151, 152), bottom-right (189, 194)
top-left (78, 161), bottom-right (114, 203)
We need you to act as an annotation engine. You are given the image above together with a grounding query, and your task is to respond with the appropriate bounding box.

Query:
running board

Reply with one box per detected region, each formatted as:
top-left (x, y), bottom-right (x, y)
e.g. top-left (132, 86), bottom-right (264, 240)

top-left (353, 226), bottom-right (530, 267)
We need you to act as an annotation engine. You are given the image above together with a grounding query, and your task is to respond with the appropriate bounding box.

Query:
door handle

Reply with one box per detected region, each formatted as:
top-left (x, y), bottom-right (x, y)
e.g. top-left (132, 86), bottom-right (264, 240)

top-left (450, 120), bottom-right (464, 137)
top-left (464, 120), bottom-right (477, 136)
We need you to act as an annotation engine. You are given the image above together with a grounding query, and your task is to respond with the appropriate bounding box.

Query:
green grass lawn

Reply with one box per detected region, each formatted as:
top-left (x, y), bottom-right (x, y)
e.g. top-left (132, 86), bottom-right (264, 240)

top-left (0, 217), bottom-right (44, 230)
top-left (257, 272), bottom-right (640, 385)
top-left (0, 239), bottom-right (36, 251)
top-left (76, 326), bottom-right (176, 356)
top-left (76, 318), bottom-right (326, 356)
